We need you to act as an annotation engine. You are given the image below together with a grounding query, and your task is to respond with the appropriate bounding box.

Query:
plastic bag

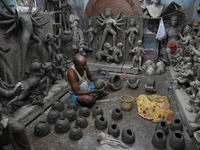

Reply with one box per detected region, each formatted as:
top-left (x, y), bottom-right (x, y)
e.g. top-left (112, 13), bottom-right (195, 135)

top-left (97, 132), bottom-right (134, 150)
top-left (156, 18), bottom-right (166, 41)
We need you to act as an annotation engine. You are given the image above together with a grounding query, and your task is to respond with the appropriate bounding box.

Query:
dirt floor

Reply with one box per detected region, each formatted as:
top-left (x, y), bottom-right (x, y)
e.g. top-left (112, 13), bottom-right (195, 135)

top-left (25, 72), bottom-right (196, 150)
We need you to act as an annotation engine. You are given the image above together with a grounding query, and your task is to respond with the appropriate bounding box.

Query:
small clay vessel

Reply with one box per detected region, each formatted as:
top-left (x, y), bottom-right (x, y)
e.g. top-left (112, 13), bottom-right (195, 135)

top-left (107, 123), bottom-right (120, 138)
top-left (169, 130), bottom-right (185, 150)
top-left (51, 99), bottom-right (64, 112)
top-left (155, 119), bottom-right (169, 135)
top-left (79, 107), bottom-right (90, 117)
top-left (34, 121), bottom-right (50, 137)
top-left (92, 106), bottom-right (103, 117)
top-left (95, 115), bottom-right (108, 130)
top-left (69, 126), bottom-right (83, 140)
top-left (55, 117), bottom-right (70, 133)
top-left (127, 77), bottom-right (140, 89)
top-left (111, 108), bottom-right (123, 120)
top-left (170, 118), bottom-right (183, 132)
top-left (75, 116), bottom-right (88, 128)
top-left (94, 80), bottom-right (105, 89)
top-left (145, 81), bottom-right (157, 93)
top-left (47, 109), bottom-right (61, 124)
top-left (121, 95), bottom-right (134, 111)
top-left (152, 129), bottom-right (166, 149)
top-left (63, 108), bottom-right (77, 122)
top-left (108, 75), bottom-right (123, 91)
top-left (67, 102), bottom-right (78, 111)
top-left (122, 128), bottom-right (135, 144)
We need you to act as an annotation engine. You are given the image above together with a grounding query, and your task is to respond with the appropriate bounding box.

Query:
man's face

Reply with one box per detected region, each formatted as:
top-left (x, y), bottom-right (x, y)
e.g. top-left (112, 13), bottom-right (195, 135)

top-left (77, 59), bottom-right (87, 71)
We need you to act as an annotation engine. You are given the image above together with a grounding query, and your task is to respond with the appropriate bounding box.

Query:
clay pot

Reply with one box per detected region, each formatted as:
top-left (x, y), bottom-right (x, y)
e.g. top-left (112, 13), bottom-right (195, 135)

top-left (55, 117), bottom-right (70, 133)
top-left (75, 116), bottom-right (88, 128)
top-left (67, 102), bottom-right (78, 111)
top-left (63, 108), bottom-right (77, 122)
top-left (155, 119), bottom-right (169, 135)
top-left (94, 80), bottom-right (105, 89)
top-left (169, 130), bottom-right (185, 150)
top-left (69, 126), bottom-right (83, 140)
top-left (170, 118), bottom-right (183, 132)
top-left (107, 123), bottom-right (120, 138)
top-left (121, 95), bottom-right (134, 111)
top-left (108, 75), bottom-right (123, 91)
top-left (95, 115), bottom-right (108, 130)
top-left (122, 128), bottom-right (135, 144)
top-left (127, 77), bottom-right (140, 89)
top-left (79, 107), bottom-right (90, 117)
top-left (47, 109), bottom-right (61, 124)
top-left (145, 81), bottom-right (157, 93)
top-left (111, 108), bottom-right (123, 120)
top-left (34, 121), bottom-right (50, 137)
top-left (152, 129), bottom-right (166, 149)
top-left (92, 106), bottom-right (103, 117)
top-left (51, 99), bottom-right (64, 112)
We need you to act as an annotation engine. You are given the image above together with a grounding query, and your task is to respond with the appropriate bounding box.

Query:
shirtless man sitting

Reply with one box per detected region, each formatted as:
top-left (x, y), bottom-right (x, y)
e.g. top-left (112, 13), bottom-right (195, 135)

top-left (67, 54), bottom-right (108, 106)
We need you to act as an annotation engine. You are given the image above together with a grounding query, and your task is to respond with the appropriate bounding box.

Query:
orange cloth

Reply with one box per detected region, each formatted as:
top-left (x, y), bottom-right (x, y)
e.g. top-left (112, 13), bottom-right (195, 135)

top-left (135, 94), bottom-right (174, 124)
top-left (168, 42), bottom-right (179, 54)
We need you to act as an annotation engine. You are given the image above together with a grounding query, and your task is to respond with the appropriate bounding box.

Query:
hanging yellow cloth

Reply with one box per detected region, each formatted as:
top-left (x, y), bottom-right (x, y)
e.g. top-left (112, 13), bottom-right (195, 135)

top-left (135, 94), bottom-right (174, 124)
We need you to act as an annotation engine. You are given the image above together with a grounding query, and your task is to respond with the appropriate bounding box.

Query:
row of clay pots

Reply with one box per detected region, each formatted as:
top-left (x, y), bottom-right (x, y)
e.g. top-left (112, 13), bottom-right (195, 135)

top-left (34, 120), bottom-right (83, 140)
top-left (152, 118), bottom-right (185, 150)
top-left (107, 123), bottom-right (135, 144)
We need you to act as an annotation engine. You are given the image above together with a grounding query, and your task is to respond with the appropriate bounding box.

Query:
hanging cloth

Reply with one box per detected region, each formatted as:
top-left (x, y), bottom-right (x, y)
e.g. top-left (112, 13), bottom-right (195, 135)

top-left (156, 18), bottom-right (166, 41)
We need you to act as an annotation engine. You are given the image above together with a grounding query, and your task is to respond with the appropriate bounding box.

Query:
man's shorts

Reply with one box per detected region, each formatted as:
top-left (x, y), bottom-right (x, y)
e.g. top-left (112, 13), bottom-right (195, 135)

top-left (70, 83), bottom-right (95, 105)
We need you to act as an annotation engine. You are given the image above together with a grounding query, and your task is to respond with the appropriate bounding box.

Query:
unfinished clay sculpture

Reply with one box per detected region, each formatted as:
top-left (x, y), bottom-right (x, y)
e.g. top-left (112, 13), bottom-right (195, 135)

top-left (111, 108), bottom-right (123, 120)
top-left (55, 117), bottom-right (70, 133)
top-left (92, 106), bottom-right (103, 117)
top-left (96, 43), bottom-right (114, 63)
top-left (169, 130), bottom-right (185, 150)
top-left (152, 129), bottom-right (166, 149)
top-left (126, 18), bottom-right (139, 50)
top-left (52, 99), bottom-right (64, 112)
top-left (146, 0), bottom-right (163, 18)
top-left (129, 40), bottom-right (145, 70)
top-left (95, 115), bottom-right (108, 130)
top-left (34, 121), bottom-right (50, 137)
top-left (155, 119), bottom-right (169, 135)
top-left (0, 0), bottom-right (48, 78)
top-left (122, 128), bottom-right (135, 144)
top-left (163, 15), bottom-right (182, 64)
top-left (97, 8), bottom-right (124, 50)
top-left (111, 43), bottom-right (123, 63)
top-left (69, 126), bottom-right (83, 140)
top-left (47, 109), bottom-right (61, 124)
top-left (85, 19), bottom-right (97, 50)
top-left (63, 108), bottom-right (77, 122)
top-left (108, 123), bottom-right (120, 138)
top-left (79, 107), bottom-right (90, 117)
top-left (127, 77), bottom-right (140, 89)
top-left (108, 75), bottom-right (123, 91)
top-left (75, 116), bottom-right (88, 128)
